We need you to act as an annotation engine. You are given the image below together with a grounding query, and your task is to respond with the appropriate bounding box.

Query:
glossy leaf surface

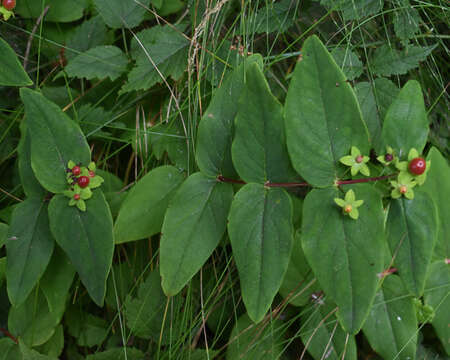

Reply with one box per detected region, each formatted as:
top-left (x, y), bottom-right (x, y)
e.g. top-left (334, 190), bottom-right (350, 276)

top-left (0, 37), bottom-right (32, 86)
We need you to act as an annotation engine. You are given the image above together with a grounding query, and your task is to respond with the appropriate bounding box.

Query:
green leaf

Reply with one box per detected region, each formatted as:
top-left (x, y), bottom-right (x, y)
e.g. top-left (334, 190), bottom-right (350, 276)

top-left (8, 288), bottom-right (65, 347)
top-left (0, 37), bottom-right (33, 86)
top-left (354, 78), bottom-right (399, 153)
top-left (65, 16), bottom-right (110, 62)
top-left (226, 314), bottom-right (284, 360)
top-left (381, 80), bottom-right (429, 156)
top-left (319, 0), bottom-right (383, 20)
top-left (124, 270), bottom-right (172, 342)
top-left (301, 185), bottom-right (384, 334)
top-left (196, 54), bottom-right (263, 178)
top-left (331, 47), bottom-right (363, 80)
top-left (6, 198), bottom-right (54, 306)
top-left (65, 46), bottom-right (128, 81)
top-left (386, 190), bottom-right (438, 296)
top-left (121, 25), bottom-right (189, 93)
top-left (244, 0), bottom-right (298, 34)
top-left (48, 191), bottom-right (114, 306)
top-left (39, 246), bottom-right (75, 313)
top-left (228, 184), bottom-right (293, 322)
top-left (371, 44), bottom-right (437, 77)
top-left (94, 0), bottom-right (151, 28)
top-left (0, 222), bottom-right (7, 249)
top-left (362, 275), bottom-right (418, 359)
top-left (86, 348), bottom-right (145, 360)
top-left (300, 300), bottom-right (357, 360)
top-left (232, 63), bottom-right (296, 184)
top-left (0, 338), bottom-right (20, 360)
top-left (35, 325), bottom-right (64, 358)
top-left (14, 0), bottom-right (88, 22)
top-left (18, 126), bottom-right (46, 198)
top-left (160, 173), bottom-right (233, 295)
top-left (20, 88), bottom-right (91, 193)
top-left (421, 147), bottom-right (450, 259)
top-left (424, 261), bottom-right (450, 355)
top-left (65, 308), bottom-right (108, 347)
top-left (19, 340), bottom-right (58, 360)
top-left (279, 229), bottom-right (320, 307)
top-left (393, 0), bottom-right (421, 41)
top-left (284, 35), bottom-right (369, 187)
top-left (114, 166), bottom-right (184, 244)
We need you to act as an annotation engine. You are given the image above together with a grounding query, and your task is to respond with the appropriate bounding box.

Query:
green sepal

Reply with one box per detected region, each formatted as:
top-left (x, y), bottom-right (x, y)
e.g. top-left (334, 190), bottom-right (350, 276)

top-left (334, 189), bottom-right (364, 220)
top-left (0, 7), bottom-right (14, 21)
top-left (377, 146), bottom-right (395, 165)
top-left (390, 173), bottom-right (416, 199)
top-left (76, 199), bottom-right (86, 211)
top-left (414, 298), bottom-right (435, 324)
top-left (339, 155), bottom-right (354, 166)
top-left (339, 146), bottom-right (370, 176)
top-left (68, 160), bottom-right (76, 169)
top-left (88, 162), bottom-right (96, 171)
top-left (80, 167), bottom-right (90, 176)
top-left (69, 198), bottom-right (76, 206)
top-left (349, 208), bottom-right (359, 219)
top-left (408, 148), bottom-right (420, 161)
top-left (89, 175), bottom-right (104, 189)
top-left (80, 187), bottom-right (92, 200)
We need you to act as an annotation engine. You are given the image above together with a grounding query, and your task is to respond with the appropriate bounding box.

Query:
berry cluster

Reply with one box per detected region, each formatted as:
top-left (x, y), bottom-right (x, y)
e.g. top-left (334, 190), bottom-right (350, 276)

top-left (63, 161), bottom-right (104, 211)
top-left (0, 0), bottom-right (15, 21)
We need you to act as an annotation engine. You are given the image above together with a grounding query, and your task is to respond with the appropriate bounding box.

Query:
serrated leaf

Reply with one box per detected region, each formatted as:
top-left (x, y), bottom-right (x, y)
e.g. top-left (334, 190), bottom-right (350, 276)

top-left (331, 47), bottom-right (363, 80)
top-left (421, 147), bottom-right (450, 259)
top-left (114, 166), bottom-right (184, 244)
top-left (301, 185), bottom-right (384, 334)
top-left (65, 16), bottom-right (110, 62)
top-left (300, 300), bottom-right (357, 360)
top-left (244, 0), bottom-right (298, 34)
top-left (0, 37), bottom-right (33, 86)
top-left (285, 35), bottom-right (369, 187)
top-left (121, 25), bottom-right (189, 93)
top-left (393, 0), bottom-right (421, 41)
top-left (424, 261), bottom-right (450, 355)
top-left (354, 78), bottom-right (399, 153)
top-left (65, 46), bottom-right (128, 81)
top-left (94, 0), bottom-right (151, 28)
top-left (78, 104), bottom-right (114, 138)
top-left (232, 63), bottom-right (296, 184)
top-left (14, 0), bottom-right (88, 22)
top-left (371, 44), bottom-right (437, 77)
top-left (362, 275), bottom-right (418, 359)
top-left (226, 314), bottom-right (284, 360)
top-left (48, 191), bottom-right (114, 306)
top-left (6, 198), bottom-right (54, 306)
top-left (228, 184), bottom-right (293, 322)
top-left (20, 88), bottom-right (91, 194)
top-left (8, 288), bottom-right (65, 347)
top-left (279, 230), bottom-right (320, 307)
top-left (66, 308), bottom-right (108, 347)
top-left (320, 0), bottom-right (383, 20)
top-left (386, 190), bottom-right (438, 297)
top-left (196, 54), bottom-right (263, 178)
top-left (381, 80), bottom-right (429, 156)
top-left (86, 348), bottom-right (145, 360)
top-left (160, 173), bottom-right (233, 295)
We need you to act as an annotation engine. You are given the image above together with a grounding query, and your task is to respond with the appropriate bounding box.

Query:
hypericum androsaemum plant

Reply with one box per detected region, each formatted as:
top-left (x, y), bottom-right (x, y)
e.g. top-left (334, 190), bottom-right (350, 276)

top-left (0, 5), bottom-right (448, 357)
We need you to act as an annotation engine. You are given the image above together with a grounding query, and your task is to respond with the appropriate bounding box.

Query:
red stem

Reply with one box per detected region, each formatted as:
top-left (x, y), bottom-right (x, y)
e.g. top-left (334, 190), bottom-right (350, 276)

top-left (217, 174), bottom-right (396, 187)
top-left (0, 328), bottom-right (18, 344)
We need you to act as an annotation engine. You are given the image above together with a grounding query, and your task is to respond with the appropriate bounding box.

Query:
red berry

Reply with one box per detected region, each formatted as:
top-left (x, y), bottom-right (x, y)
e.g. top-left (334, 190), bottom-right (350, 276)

top-left (344, 205), bottom-right (352, 213)
top-left (399, 185), bottom-right (407, 194)
top-left (88, 170), bottom-right (95, 178)
top-left (384, 153), bottom-right (394, 162)
top-left (408, 157), bottom-right (426, 175)
top-left (355, 155), bottom-right (364, 163)
top-left (78, 176), bottom-right (90, 188)
top-left (73, 194), bottom-right (80, 200)
top-left (2, 0), bottom-right (16, 10)
top-left (72, 165), bottom-right (81, 176)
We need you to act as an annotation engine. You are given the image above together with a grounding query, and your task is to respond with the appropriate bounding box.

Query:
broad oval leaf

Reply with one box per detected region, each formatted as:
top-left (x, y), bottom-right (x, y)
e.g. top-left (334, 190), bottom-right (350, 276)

top-left (421, 147), bottom-right (450, 259)
top-left (228, 183), bottom-right (293, 323)
top-left (301, 185), bottom-right (384, 334)
top-left (300, 300), bottom-right (357, 360)
top-left (386, 190), bottom-right (438, 297)
top-left (284, 35), bottom-right (369, 187)
top-left (65, 46), bottom-right (128, 81)
top-left (20, 88), bottom-right (91, 193)
top-left (114, 166), bottom-right (184, 244)
top-left (160, 173), bottom-right (233, 295)
top-left (15, 0), bottom-right (88, 22)
top-left (381, 80), bottom-right (429, 155)
top-left (94, 0), bottom-right (151, 28)
top-left (0, 37), bottom-right (32, 86)
top-left (196, 54), bottom-right (263, 178)
top-left (424, 261), bottom-right (450, 355)
top-left (6, 198), bottom-right (54, 306)
top-left (232, 63), bottom-right (296, 184)
top-left (362, 275), bottom-right (418, 360)
top-left (48, 191), bottom-right (114, 306)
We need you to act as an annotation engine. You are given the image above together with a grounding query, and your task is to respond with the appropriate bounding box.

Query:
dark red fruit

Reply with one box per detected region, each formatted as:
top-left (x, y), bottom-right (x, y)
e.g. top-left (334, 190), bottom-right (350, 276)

top-left (88, 170), bottom-right (95, 178)
top-left (355, 155), bottom-right (364, 163)
top-left (384, 153), bottom-right (394, 162)
top-left (73, 194), bottom-right (80, 200)
top-left (408, 157), bottom-right (426, 175)
top-left (78, 176), bottom-right (90, 188)
top-left (72, 165), bottom-right (81, 176)
top-left (2, 0), bottom-right (16, 10)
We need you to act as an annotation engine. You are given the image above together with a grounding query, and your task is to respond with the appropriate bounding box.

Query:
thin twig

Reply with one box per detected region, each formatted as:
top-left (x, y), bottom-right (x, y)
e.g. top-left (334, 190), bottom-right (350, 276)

top-left (23, 5), bottom-right (50, 71)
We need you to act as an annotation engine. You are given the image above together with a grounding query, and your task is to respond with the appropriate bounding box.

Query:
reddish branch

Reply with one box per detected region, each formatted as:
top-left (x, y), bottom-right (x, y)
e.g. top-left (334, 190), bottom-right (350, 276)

top-left (217, 174), bottom-right (397, 187)
top-left (0, 328), bottom-right (18, 344)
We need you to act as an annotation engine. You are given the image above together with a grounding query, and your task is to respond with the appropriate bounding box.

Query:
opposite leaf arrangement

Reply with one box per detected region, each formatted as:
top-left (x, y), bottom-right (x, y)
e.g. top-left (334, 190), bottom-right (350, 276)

top-left (5, 34), bottom-right (449, 360)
